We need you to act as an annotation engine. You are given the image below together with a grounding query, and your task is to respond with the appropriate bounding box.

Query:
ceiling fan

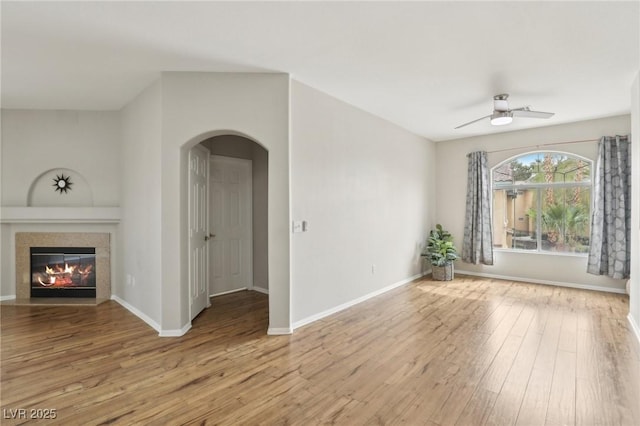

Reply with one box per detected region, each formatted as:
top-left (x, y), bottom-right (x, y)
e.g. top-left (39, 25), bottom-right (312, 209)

top-left (455, 94), bottom-right (554, 129)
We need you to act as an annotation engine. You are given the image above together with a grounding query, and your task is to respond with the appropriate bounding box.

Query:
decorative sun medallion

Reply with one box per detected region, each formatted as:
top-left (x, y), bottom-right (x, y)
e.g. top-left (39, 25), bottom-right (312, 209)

top-left (53, 174), bottom-right (73, 194)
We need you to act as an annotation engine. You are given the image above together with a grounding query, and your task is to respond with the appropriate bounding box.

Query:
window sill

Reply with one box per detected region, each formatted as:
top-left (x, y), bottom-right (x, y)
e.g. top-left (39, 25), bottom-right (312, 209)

top-left (493, 248), bottom-right (588, 258)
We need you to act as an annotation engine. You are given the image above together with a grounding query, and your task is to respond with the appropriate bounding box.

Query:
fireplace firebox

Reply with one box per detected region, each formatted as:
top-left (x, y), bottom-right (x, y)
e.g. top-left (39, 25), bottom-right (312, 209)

top-left (30, 247), bottom-right (96, 298)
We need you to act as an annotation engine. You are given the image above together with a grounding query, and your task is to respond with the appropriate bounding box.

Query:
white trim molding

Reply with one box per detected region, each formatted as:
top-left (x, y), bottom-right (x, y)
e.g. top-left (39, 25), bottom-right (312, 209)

top-left (456, 270), bottom-right (626, 294)
top-left (209, 287), bottom-right (268, 299)
top-left (111, 295), bottom-right (161, 333)
top-left (1, 207), bottom-right (120, 224)
top-left (210, 287), bottom-right (248, 298)
top-left (0, 295), bottom-right (16, 301)
top-left (267, 327), bottom-right (292, 335)
top-left (112, 295), bottom-right (192, 337)
top-left (292, 273), bottom-right (423, 331)
top-left (628, 313), bottom-right (640, 346)
top-left (159, 323), bottom-right (192, 337)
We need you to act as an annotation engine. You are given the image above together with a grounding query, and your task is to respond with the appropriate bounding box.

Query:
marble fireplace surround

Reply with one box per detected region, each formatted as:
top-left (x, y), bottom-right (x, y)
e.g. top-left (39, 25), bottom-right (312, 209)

top-left (15, 232), bottom-right (111, 301)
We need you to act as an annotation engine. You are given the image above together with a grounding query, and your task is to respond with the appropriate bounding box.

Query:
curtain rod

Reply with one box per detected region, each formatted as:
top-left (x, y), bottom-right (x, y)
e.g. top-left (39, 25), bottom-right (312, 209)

top-left (486, 138), bottom-right (601, 155)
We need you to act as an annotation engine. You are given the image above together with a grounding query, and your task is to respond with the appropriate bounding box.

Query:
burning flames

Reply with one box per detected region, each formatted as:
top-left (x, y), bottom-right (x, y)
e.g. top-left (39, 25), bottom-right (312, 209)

top-left (36, 263), bottom-right (93, 287)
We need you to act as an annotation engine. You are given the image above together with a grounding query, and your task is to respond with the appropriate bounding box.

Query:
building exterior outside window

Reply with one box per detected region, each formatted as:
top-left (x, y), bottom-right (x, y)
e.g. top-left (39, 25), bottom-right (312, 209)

top-left (492, 152), bottom-right (592, 254)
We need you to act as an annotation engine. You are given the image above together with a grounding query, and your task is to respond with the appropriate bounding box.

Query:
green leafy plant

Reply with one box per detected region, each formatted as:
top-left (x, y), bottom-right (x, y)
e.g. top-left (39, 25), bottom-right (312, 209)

top-left (542, 202), bottom-right (589, 250)
top-left (425, 224), bottom-right (459, 266)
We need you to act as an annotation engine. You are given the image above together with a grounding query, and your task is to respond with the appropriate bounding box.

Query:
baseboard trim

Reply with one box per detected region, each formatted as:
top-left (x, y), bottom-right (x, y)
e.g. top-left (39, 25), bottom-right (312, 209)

top-left (110, 295), bottom-right (161, 333)
top-left (628, 313), bottom-right (640, 346)
top-left (0, 295), bottom-right (16, 301)
top-left (455, 270), bottom-right (626, 294)
top-left (210, 287), bottom-right (247, 298)
top-left (159, 323), bottom-right (192, 337)
top-left (292, 272), bottom-right (423, 331)
top-left (209, 286), bottom-right (268, 298)
top-left (267, 327), bottom-right (292, 335)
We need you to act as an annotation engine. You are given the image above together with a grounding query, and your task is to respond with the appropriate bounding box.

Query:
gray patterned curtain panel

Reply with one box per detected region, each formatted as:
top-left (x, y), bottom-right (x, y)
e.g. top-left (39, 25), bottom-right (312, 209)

top-left (462, 151), bottom-right (494, 265)
top-left (587, 135), bottom-right (631, 279)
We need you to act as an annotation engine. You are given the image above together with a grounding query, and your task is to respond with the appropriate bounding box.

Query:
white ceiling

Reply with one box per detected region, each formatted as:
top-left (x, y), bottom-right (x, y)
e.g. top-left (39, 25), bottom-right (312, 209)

top-left (2, 1), bottom-right (638, 141)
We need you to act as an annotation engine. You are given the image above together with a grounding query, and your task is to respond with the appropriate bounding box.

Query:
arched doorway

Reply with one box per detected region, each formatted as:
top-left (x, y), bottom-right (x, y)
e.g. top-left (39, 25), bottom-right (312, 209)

top-left (181, 130), bottom-right (287, 333)
top-left (204, 135), bottom-right (268, 303)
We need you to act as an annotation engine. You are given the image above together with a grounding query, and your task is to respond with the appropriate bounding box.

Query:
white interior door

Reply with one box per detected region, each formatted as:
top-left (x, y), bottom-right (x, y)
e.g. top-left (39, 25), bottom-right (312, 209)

top-left (210, 156), bottom-right (252, 296)
top-left (188, 144), bottom-right (211, 320)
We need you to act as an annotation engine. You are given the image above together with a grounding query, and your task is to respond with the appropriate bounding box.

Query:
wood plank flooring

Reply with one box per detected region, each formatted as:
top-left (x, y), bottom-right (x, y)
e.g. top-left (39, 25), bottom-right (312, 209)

top-left (1, 275), bottom-right (639, 425)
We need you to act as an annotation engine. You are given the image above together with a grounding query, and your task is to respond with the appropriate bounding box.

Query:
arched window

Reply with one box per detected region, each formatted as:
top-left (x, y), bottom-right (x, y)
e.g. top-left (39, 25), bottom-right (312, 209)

top-left (492, 152), bottom-right (592, 254)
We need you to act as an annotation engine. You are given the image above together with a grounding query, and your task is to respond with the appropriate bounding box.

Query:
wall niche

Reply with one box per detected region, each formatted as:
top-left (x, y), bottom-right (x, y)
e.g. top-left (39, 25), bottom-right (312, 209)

top-left (27, 168), bottom-right (93, 207)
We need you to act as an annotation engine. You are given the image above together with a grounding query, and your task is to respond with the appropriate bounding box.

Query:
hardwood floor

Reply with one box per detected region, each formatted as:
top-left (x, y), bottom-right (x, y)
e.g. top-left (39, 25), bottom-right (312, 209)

top-left (1, 276), bottom-right (639, 425)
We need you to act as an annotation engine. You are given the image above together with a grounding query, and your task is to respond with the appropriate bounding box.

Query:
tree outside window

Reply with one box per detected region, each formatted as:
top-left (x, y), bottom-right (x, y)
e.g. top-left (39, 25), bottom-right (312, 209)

top-left (492, 152), bottom-right (592, 254)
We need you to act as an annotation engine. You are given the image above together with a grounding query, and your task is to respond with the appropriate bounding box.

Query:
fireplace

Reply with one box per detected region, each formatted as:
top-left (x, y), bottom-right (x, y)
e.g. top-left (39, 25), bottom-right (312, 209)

top-left (14, 232), bottom-right (111, 302)
top-left (30, 247), bottom-right (97, 298)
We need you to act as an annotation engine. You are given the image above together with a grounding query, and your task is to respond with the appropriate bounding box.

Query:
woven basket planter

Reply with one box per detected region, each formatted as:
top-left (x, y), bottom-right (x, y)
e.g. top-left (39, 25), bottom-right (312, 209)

top-left (432, 263), bottom-right (454, 281)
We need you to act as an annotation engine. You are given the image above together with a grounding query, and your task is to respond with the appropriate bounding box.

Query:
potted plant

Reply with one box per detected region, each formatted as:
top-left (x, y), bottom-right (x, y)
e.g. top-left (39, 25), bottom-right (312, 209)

top-left (424, 224), bottom-right (459, 281)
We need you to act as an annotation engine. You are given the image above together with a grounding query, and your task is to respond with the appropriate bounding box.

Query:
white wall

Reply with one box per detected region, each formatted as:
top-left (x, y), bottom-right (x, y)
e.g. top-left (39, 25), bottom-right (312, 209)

top-left (0, 109), bottom-right (121, 299)
top-left (0, 224), bottom-right (12, 297)
top-left (28, 168), bottom-right (93, 206)
top-left (436, 115), bottom-right (631, 292)
top-left (629, 72), bottom-right (640, 340)
top-left (118, 81), bottom-right (162, 327)
top-left (160, 72), bottom-right (290, 333)
top-left (0, 116), bottom-right (5, 297)
top-left (290, 81), bottom-right (435, 325)
top-left (1, 110), bottom-right (120, 206)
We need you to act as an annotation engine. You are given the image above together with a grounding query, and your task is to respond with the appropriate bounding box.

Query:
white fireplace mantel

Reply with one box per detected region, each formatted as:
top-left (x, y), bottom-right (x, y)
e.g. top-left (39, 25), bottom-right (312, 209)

top-left (0, 207), bottom-right (120, 224)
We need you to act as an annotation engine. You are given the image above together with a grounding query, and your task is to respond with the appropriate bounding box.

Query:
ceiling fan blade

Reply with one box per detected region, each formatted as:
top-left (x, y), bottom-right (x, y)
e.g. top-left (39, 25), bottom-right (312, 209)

top-left (511, 109), bottom-right (554, 119)
top-left (455, 114), bottom-right (492, 129)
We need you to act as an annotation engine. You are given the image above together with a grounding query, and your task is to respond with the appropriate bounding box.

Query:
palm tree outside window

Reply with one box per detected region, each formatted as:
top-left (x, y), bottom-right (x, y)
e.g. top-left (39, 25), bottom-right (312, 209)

top-left (491, 152), bottom-right (592, 254)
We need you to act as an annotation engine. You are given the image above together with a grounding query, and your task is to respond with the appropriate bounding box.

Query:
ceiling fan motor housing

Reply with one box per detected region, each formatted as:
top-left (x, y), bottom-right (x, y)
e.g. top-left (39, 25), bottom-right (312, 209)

top-left (493, 94), bottom-right (510, 111)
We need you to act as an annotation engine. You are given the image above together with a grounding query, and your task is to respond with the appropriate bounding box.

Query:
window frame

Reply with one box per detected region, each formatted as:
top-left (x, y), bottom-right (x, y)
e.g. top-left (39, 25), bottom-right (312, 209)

top-left (491, 150), bottom-right (593, 256)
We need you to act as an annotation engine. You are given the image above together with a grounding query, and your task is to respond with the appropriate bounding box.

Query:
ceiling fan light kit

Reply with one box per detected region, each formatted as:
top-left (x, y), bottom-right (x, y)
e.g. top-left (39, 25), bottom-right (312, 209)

top-left (456, 93), bottom-right (554, 129)
top-left (490, 111), bottom-right (513, 126)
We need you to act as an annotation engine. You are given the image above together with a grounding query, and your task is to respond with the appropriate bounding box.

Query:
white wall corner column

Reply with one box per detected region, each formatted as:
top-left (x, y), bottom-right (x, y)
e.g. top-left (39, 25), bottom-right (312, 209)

top-left (160, 72), bottom-right (292, 334)
top-left (628, 71), bottom-right (640, 344)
